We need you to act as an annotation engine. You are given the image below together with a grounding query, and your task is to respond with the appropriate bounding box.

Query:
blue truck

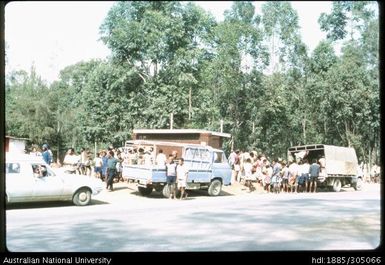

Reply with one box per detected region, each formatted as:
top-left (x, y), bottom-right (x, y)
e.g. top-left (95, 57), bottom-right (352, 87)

top-left (121, 140), bottom-right (232, 197)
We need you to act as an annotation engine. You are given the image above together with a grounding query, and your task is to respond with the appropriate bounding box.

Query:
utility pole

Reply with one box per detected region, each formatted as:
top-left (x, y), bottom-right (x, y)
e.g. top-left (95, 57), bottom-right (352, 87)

top-left (220, 119), bottom-right (223, 133)
top-left (170, 113), bottom-right (174, 129)
top-left (188, 87), bottom-right (192, 120)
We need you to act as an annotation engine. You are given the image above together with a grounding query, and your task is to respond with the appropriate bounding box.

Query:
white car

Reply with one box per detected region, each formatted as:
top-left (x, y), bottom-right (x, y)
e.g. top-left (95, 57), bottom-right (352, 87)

top-left (5, 153), bottom-right (103, 206)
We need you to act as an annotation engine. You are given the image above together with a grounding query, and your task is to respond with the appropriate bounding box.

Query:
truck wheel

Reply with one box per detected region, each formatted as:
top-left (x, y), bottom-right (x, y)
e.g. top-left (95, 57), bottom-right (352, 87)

top-left (353, 178), bottom-right (363, 191)
top-left (208, 179), bottom-right (222, 196)
top-left (332, 179), bottom-right (342, 192)
top-left (162, 184), bottom-right (171, 198)
top-left (73, 188), bottom-right (92, 206)
top-left (138, 186), bottom-right (153, 196)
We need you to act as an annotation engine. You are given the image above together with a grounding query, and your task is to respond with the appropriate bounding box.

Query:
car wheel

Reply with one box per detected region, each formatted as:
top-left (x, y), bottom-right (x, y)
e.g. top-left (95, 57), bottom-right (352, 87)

top-left (73, 188), bottom-right (92, 206)
top-left (353, 177), bottom-right (363, 191)
top-left (332, 179), bottom-right (342, 192)
top-left (162, 184), bottom-right (171, 198)
top-left (208, 179), bottom-right (222, 196)
top-left (138, 186), bottom-right (153, 196)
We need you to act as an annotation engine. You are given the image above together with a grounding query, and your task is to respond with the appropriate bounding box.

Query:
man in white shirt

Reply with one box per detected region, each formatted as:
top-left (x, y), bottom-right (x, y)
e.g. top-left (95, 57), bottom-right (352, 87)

top-left (156, 149), bottom-right (167, 167)
top-left (63, 148), bottom-right (80, 174)
top-left (177, 158), bottom-right (188, 200)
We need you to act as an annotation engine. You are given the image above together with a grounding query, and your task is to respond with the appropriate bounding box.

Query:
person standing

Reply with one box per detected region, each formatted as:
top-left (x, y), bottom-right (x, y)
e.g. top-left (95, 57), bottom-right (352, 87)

top-left (177, 158), bottom-right (188, 200)
top-left (30, 146), bottom-right (41, 156)
top-left (93, 152), bottom-right (103, 179)
top-left (63, 148), bottom-right (79, 174)
top-left (115, 150), bottom-right (124, 182)
top-left (243, 158), bottom-right (255, 192)
top-left (165, 154), bottom-right (177, 199)
top-left (280, 160), bottom-right (289, 193)
top-left (228, 150), bottom-right (236, 169)
top-left (233, 150), bottom-right (241, 182)
top-left (41, 144), bottom-right (52, 165)
top-left (308, 159), bottom-right (320, 193)
top-left (46, 144), bottom-right (54, 164)
top-left (101, 150), bottom-right (108, 181)
top-left (106, 151), bottom-right (118, 191)
top-left (79, 147), bottom-right (88, 175)
top-left (288, 160), bottom-right (299, 193)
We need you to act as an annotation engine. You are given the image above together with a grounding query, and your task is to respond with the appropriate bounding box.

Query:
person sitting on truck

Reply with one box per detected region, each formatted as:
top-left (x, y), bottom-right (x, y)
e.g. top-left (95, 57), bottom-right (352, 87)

top-left (318, 155), bottom-right (326, 178)
top-left (166, 155), bottom-right (177, 199)
top-left (308, 159), bottom-right (320, 193)
top-left (156, 149), bottom-right (167, 167)
top-left (177, 158), bottom-right (188, 200)
top-left (143, 148), bottom-right (153, 166)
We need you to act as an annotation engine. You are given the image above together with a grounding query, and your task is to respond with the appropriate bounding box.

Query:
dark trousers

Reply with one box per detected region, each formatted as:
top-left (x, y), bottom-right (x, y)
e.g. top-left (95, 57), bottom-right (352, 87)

top-left (107, 169), bottom-right (116, 190)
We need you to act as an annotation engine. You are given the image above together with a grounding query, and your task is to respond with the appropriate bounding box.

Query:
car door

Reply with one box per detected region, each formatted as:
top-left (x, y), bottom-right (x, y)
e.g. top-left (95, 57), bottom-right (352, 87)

top-left (212, 151), bottom-right (232, 185)
top-left (32, 163), bottom-right (64, 201)
top-left (6, 162), bottom-right (34, 202)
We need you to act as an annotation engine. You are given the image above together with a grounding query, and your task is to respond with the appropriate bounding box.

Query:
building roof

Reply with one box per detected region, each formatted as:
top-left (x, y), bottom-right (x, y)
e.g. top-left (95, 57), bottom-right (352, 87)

top-left (133, 129), bottom-right (231, 138)
top-left (5, 136), bottom-right (29, 140)
top-left (124, 140), bottom-right (224, 152)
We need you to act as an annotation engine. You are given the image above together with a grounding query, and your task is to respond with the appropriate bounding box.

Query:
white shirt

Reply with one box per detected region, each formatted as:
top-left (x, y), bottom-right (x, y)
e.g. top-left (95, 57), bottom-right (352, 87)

top-left (63, 154), bottom-right (80, 171)
top-left (94, 157), bottom-right (103, 168)
top-left (299, 163), bottom-right (310, 175)
top-left (177, 164), bottom-right (188, 181)
top-left (156, 153), bottom-right (167, 166)
top-left (243, 162), bottom-right (253, 177)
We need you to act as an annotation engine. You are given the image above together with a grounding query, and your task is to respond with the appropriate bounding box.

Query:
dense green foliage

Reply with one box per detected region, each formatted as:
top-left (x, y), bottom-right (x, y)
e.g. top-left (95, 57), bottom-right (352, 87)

top-left (5, 1), bottom-right (380, 165)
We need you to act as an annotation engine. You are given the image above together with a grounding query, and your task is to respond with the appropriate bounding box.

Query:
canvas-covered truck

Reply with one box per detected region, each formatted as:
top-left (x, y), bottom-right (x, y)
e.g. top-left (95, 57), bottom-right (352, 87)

top-left (121, 140), bottom-right (232, 197)
top-left (287, 144), bottom-right (362, 192)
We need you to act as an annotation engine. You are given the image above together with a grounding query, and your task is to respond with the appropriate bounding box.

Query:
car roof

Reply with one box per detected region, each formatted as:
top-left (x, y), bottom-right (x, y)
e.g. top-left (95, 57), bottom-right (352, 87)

top-left (5, 152), bottom-right (46, 163)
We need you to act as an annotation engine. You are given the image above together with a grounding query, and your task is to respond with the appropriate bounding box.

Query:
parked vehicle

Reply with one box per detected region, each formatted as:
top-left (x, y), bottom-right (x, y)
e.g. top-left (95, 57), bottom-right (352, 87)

top-left (287, 144), bottom-right (362, 192)
top-left (5, 153), bottom-right (104, 206)
top-left (122, 140), bottom-right (232, 197)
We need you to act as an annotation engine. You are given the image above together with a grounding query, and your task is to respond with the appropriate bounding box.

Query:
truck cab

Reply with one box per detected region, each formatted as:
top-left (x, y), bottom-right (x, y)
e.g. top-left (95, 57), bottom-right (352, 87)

top-left (122, 140), bottom-right (231, 197)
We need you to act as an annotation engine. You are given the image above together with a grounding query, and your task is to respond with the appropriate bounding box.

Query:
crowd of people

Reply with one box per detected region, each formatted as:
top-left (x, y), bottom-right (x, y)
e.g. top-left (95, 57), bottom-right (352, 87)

top-left (229, 150), bottom-right (325, 194)
top-left (28, 144), bottom-right (381, 195)
top-left (28, 143), bottom-right (189, 197)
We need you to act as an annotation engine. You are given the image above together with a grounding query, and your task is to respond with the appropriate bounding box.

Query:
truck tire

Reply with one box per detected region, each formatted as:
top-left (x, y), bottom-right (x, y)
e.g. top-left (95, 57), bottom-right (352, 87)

top-left (332, 179), bottom-right (342, 192)
top-left (138, 186), bottom-right (153, 196)
top-left (162, 184), bottom-right (171, 198)
top-left (208, 179), bottom-right (222, 196)
top-left (353, 177), bottom-right (363, 191)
